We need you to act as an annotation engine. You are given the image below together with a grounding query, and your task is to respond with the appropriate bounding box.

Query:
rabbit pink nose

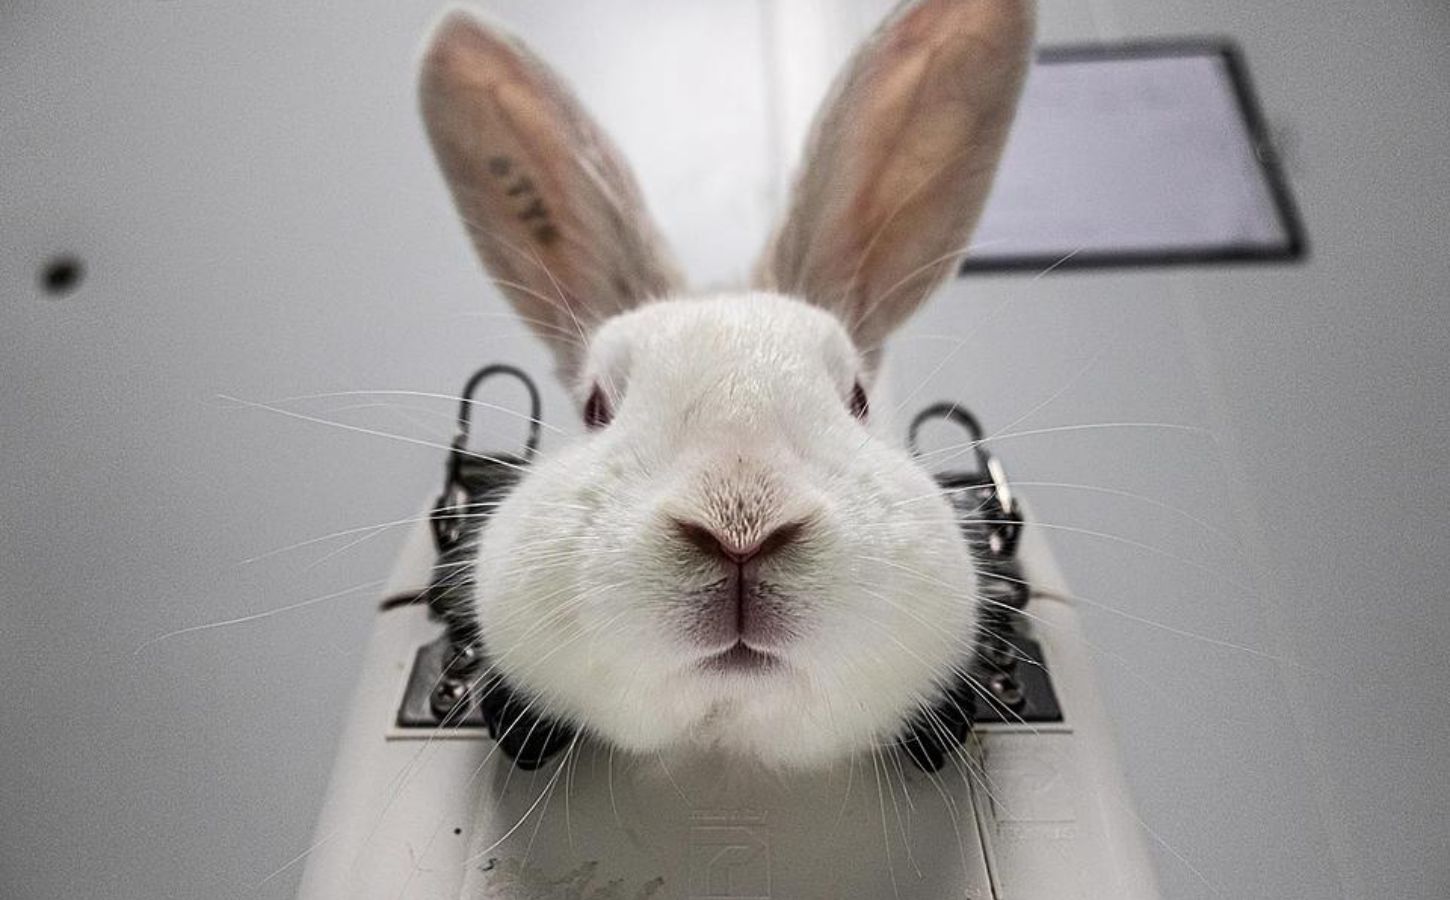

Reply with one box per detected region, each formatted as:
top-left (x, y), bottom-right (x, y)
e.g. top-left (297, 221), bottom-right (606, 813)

top-left (674, 519), bottom-right (805, 566)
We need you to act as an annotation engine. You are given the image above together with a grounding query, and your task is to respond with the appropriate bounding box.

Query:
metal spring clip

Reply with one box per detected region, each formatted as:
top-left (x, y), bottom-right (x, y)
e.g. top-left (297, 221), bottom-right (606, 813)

top-left (416, 365), bottom-right (576, 769)
top-left (894, 403), bottom-right (1060, 773)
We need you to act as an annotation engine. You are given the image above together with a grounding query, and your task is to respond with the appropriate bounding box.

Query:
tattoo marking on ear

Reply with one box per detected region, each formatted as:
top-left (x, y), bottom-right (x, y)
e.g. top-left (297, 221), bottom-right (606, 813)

top-left (487, 155), bottom-right (560, 246)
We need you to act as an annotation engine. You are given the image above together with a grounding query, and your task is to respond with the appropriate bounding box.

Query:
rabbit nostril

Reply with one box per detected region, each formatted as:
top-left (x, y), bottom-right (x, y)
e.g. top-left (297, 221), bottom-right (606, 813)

top-left (673, 519), bottom-right (805, 566)
top-left (759, 520), bottom-right (806, 558)
top-left (675, 521), bottom-right (753, 562)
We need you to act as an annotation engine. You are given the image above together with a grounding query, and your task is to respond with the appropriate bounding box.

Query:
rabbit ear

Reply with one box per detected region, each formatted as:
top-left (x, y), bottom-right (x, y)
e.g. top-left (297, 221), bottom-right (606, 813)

top-left (420, 9), bottom-right (683, 380)
top-left (754, 0), bottom-right (1033, 354)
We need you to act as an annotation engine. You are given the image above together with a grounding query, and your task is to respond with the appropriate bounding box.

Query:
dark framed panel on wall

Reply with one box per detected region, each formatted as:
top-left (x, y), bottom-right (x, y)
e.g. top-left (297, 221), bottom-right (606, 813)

top-left (960, 39), bottom-right (1307, 274)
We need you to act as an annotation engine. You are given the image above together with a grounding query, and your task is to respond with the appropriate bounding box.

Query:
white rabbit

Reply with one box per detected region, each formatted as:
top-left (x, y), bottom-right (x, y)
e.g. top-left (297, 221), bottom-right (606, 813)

top-left (419, 0), bottom-right (1033, 769)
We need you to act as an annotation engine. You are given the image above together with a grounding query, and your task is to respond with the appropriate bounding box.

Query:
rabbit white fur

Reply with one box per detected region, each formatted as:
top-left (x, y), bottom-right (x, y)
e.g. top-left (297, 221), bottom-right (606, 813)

top-left (420, 0), bottom-right (1033, 767)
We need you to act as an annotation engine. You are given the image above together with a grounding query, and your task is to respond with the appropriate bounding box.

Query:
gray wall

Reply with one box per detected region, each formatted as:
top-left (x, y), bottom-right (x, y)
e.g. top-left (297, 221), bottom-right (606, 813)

top-left (1, 1), bottom-right (1445, 898)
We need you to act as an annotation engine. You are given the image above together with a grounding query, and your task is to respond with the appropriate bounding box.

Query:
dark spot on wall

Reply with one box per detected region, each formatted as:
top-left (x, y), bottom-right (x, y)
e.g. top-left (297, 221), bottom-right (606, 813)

top-left (40, 255), bottom-right (84, 297)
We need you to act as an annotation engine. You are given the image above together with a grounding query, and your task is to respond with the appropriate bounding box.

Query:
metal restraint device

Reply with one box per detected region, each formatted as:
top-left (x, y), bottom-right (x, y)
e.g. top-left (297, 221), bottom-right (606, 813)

top-left (395, 365), bottom-right (1062, 771)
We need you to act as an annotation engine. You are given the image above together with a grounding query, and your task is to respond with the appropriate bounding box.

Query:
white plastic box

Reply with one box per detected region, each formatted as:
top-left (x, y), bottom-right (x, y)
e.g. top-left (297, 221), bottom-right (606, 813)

top-left (297, 512), bottom-right (1161, 899)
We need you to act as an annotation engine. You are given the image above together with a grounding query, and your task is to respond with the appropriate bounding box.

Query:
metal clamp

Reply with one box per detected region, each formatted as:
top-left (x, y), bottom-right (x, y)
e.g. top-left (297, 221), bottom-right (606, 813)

top-left (897, 402), bottom-right (1059, 773)
top-left (431, 364), bottom-right (541, 554)
top-left (909, 402), bottom-right (1023, 559)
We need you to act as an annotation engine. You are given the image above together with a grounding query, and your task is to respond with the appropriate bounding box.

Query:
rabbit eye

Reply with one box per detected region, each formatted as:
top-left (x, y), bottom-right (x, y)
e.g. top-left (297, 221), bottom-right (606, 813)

top-left (849, 381), bottom-right (869, 420)
top-left (583, 385), bottom-right (612, 429)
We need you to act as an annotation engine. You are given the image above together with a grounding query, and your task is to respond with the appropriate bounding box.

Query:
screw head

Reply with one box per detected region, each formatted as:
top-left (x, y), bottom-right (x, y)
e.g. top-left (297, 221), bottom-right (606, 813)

top-left (429, 679), bottom-right (471, 721)
top-left (988, 671), bottom-right (1026, 709)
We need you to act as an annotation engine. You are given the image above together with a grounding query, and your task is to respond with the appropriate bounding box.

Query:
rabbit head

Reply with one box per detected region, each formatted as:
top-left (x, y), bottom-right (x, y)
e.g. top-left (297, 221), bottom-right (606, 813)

top-left (420, 0), bottom-right (1033, 768)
